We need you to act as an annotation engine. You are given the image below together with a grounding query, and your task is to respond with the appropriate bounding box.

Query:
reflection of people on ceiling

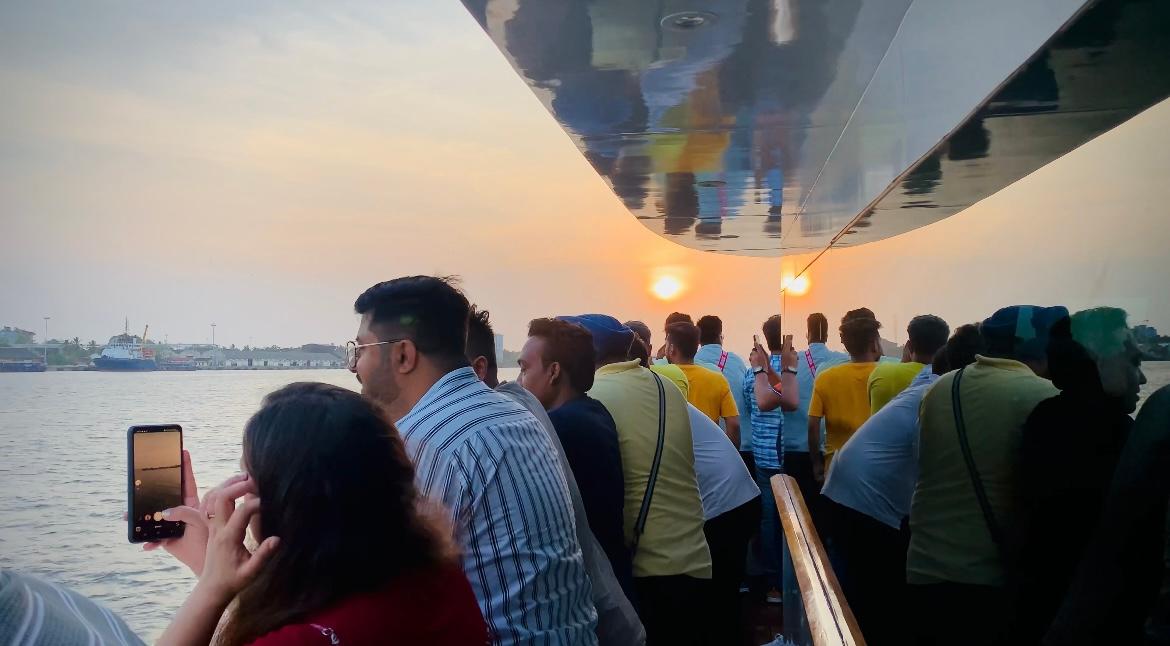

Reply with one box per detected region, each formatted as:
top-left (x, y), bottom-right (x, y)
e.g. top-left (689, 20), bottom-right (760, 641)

top-left (464, 0), bottom-right (867, 245)
top-left (636, 0), bottom-right (748, 130)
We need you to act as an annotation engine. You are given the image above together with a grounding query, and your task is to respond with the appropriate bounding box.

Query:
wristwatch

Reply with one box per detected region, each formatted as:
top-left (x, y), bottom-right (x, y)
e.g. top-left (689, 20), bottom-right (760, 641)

top-left (752, 366), bottom-right (766, 375)
top-left (781, 367), bottom-right (798, 375)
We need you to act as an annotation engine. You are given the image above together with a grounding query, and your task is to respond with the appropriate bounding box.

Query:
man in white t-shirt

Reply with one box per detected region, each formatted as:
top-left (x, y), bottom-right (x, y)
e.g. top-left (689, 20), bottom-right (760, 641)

top-left (686, 402), bottom-right (760, 643)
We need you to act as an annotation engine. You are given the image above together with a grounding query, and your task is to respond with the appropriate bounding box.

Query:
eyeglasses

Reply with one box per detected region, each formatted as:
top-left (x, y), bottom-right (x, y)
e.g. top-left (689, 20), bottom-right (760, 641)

top-left (345, 338), bottom-right (407, 370)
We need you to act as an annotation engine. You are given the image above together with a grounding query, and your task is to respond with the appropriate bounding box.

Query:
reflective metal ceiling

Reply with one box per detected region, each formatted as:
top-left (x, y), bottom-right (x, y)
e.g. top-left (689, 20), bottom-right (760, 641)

top-left (460, 0), bottom-right (1170, 256)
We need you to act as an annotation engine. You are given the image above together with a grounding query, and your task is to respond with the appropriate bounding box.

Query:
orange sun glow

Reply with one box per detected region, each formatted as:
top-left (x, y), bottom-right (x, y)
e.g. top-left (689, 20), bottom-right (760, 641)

top-left (651, 275), bottom-right (685, 300)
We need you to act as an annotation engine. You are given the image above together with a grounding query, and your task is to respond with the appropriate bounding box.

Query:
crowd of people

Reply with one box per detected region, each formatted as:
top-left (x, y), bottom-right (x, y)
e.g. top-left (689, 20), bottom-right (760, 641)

top-left (4, 274), bottom-right (1170, 646)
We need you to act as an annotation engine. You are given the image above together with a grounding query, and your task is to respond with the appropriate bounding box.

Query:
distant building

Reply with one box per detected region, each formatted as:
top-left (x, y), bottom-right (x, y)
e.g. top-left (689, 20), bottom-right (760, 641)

top-left (880, 336), bottom-right (903, 358)
top-left (220, 349), bottom-right (343, 369)
top-left (494, 334), bottom-right (504, 363)
top-left (0, 327), bottom-right (36, 345)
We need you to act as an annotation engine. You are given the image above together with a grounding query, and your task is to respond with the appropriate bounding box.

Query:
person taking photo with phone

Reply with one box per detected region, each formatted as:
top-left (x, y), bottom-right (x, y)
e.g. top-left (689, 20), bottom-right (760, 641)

top-left (146, 382), bottom-right (488, 645)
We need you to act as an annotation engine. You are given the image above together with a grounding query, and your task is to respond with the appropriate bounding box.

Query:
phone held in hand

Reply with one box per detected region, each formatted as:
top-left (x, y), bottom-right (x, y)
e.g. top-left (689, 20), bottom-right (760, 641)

top-left (127, 424), bottom-right (185, 543)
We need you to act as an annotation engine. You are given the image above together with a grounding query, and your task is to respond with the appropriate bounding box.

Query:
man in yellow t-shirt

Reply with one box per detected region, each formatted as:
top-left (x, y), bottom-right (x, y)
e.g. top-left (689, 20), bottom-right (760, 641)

top-left (809, 309), bottom-right (884, 483)
top-left (665, 322), bottom-right (740, 446)
top-left (868, 315), bottom-right (951, 413)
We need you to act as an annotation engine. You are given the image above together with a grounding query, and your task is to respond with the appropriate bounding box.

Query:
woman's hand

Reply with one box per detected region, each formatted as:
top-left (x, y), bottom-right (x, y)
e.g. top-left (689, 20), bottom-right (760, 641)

top-left (154, 476), bottom-right (278, 646)
top-left (195, 484), bottom-right (280, 601)
top-left (157, 470), bottom-right (255, 576)
top-left (139, 450), bottom-right (206, 574)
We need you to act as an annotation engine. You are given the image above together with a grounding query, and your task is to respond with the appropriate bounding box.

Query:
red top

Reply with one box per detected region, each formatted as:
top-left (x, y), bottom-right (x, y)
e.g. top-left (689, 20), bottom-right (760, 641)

top-left (247, 564), bottom-right (488, 645)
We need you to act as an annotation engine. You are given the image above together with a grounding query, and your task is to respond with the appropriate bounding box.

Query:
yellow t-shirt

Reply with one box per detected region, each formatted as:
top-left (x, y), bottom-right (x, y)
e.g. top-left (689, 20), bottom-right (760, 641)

top-left (650, 364), bottom-right (690, 399)
top-left (677, 363), bottom-right (738, 424)
top-left (808, 362), bottom-right (877, 465)
top-left (868, 361), bottom-right (926, 413)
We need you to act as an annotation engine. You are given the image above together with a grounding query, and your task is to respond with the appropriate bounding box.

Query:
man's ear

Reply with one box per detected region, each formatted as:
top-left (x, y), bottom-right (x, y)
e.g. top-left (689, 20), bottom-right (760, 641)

top-left (548, 361), bottom-right (562, 386)
top-left (471, 355), bottom-right (489, 382)
top-left (397, 340), bottom-right (420, 374)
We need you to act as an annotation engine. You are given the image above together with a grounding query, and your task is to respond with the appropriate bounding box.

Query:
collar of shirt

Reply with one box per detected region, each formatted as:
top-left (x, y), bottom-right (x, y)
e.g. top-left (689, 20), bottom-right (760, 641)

top-left (973, 354), bottom-right (1036, 373)
top-left (395, 366), bottom-right (479, 426)
top-left (911, 364), bottom-right (936, 386)
top-left (597, 359), bottom-right (642, 376)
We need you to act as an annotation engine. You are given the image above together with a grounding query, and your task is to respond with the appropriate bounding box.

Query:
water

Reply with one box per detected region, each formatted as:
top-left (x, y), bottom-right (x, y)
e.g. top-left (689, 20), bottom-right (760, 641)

top-left (0, 364), bottom-right (1164, 640)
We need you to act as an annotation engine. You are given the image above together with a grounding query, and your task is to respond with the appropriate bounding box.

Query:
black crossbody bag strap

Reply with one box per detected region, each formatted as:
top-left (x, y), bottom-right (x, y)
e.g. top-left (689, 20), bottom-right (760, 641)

top-left (632, 372), bottom-right (669, 553)
top-left (951, 367), bottom-right (1009, 560)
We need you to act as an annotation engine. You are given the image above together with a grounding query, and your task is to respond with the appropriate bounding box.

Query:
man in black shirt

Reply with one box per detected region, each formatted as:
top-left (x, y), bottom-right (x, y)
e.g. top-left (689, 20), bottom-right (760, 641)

top-left (518, 317), bottom-right (632, 599)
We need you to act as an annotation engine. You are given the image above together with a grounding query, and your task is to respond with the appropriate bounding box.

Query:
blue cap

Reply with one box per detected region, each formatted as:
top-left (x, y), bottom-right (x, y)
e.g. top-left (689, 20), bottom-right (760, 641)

top-left (556, 314), bottom-right (636, 360)
top-left (981, 305), bottom-right (1070, 360)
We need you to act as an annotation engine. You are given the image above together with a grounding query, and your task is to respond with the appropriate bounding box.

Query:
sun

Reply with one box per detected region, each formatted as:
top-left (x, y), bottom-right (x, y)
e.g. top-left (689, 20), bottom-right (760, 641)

top-left (651, 275), bottom-right (685, 301)
top-left (781, 274), bottom-right (811, 296)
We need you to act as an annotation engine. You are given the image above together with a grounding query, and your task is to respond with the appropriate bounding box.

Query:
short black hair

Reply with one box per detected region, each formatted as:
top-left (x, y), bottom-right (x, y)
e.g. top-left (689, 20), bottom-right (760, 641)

top-left (528, 318), bottom-right (596, 392)
top-left (936, 323), bottom-right (985, 375)
top-left (354, 276), bottom-right (470, 365)
top-left (907, 315), bottom-right (950, 358)
top-left (628, 334), bottom-right (651, 367)
top-left (762, 315), bottom-right (783, 352)
top-left (466, 306), bottom-right (496, 371)
top-left (625, 320), bottom-right (652, 346)
top-left (843, 307), bottom-right (876, 323)
top-left (665, 312), bottom-right (693, 329)
top-left (840, 311), bottom-right (881, 356)
top-left (666, 322), bottom-right (700, 360)
top-left (807, 313), bottom-right (829, 344)
top-left (697, 315), bottom-right (722, 345)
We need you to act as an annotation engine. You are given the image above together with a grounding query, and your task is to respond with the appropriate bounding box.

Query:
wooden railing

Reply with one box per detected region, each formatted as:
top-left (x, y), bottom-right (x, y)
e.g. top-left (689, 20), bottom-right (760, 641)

top-left (771, 474), bottom-right (866, 646)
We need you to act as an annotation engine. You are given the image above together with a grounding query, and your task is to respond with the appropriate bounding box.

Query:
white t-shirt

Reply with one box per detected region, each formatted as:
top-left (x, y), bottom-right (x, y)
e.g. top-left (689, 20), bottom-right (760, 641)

top-left (686, 403), bottom-right (760, 520)
top-left (822, 366), bottom-right (938, 529)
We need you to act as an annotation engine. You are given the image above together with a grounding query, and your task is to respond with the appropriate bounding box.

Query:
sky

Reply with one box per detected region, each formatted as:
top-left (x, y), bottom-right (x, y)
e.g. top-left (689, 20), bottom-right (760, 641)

top-left (2, 1), bottom-right (1169, 355)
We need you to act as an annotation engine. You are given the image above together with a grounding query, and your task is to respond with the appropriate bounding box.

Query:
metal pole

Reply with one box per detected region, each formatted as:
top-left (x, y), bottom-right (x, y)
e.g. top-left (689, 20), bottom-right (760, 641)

top-left (43, 317), bottom-right (50, 363)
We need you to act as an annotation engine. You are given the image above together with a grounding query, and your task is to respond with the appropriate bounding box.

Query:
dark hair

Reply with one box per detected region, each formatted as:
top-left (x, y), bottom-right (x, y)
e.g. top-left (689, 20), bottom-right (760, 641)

top-left (354, 276), bottom-right (470, 368)
top-left (696, 315), bottom-right (722, 346)
top-left (843, 307), bottom-right (876, 323)
top-left (466, 306), bottom-right (497, 371)
top-left (931, 346), bottom-right (951, 375)
top-left (666, 322), bottom-right (700, 359)
top-left (762, 315), bottom-right (783, 352)
top-left (219, 383), bottom-right (453, 646)
top-left (665, 312), bottom-right (693, 329)
top-left (935, 323), bottom-right (985, 375)
top-left (625, 320), bottom-right (652, 346)
top-left (628, 335), bottom-right (650, 368)
top-left (807, 313), bottom-right (830, 344)
top-left (840, 311), bottom-right (882, 356)
top-left (907, 315), bottom-right (950, 358)
top-left (528, 318), bottom-right (596, 392)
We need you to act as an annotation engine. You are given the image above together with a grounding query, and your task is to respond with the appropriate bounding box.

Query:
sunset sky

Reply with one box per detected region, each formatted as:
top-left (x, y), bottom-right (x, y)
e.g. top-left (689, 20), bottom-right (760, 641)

top-left (3, 2), bottom-right (1168, 355)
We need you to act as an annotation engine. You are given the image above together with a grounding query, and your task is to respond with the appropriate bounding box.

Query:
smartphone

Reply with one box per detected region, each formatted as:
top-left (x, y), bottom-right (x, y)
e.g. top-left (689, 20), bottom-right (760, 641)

top-left (783, 334), bottom-right (794, 350)
top-left (753, 334), bottom-right (760, 347)
top-left (127, 424), bottom-right (185, 543)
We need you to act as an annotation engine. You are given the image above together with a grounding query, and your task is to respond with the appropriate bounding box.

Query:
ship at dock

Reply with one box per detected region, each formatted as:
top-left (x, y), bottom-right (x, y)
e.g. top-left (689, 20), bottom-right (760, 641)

top-left (93, 320), bottom-right (157, 372)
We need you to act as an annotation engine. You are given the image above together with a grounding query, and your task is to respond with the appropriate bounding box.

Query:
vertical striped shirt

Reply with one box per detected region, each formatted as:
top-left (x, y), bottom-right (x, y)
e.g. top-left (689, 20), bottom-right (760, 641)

top-left (743, 354), bottom-right (784, 470)
top-left (396, 368), bottom-right (598, 645)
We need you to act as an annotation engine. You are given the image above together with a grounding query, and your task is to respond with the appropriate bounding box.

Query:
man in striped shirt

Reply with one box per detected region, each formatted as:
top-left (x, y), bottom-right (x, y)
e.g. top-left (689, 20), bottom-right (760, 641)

top-left (351, 277), bottom-right (597, 645)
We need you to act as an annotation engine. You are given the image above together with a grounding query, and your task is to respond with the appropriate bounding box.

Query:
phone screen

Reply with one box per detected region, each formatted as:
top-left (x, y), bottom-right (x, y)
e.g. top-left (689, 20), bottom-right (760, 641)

top-left (128, 425), bottom-right (184, 543)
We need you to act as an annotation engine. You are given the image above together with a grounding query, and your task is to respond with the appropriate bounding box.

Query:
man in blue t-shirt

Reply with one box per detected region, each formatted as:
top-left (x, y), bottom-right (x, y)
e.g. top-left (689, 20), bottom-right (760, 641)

top-left (695, 315), bottom-right (752, 461)
top-left (517, 317), bottom-right (631, 598)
